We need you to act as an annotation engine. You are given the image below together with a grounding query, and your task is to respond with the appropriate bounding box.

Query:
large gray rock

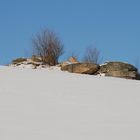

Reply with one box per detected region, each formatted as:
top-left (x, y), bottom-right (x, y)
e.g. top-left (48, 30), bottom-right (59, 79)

top-left (105, 71), bottom-right (137, 79)
top-left (136, 73), bottom-right (140, 80)
top-left (98, 62), bottom-right (139, 79)
top-left (61, 63), bottom-right (100, 74)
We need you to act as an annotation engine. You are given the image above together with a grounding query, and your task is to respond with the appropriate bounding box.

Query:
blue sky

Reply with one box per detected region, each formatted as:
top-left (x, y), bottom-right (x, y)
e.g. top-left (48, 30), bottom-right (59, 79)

top-left (0, 0), bottom-right (140, 66)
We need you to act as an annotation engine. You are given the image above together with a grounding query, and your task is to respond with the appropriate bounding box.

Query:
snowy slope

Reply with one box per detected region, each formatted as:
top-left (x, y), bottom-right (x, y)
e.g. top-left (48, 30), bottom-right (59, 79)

top-left (0, 66), bottom-right (140, 140)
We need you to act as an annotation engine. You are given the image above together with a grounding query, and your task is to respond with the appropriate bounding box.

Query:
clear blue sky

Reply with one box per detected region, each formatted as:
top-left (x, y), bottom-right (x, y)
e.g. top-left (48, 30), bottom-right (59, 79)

top-left (0, 0), bottom-right (140, 66)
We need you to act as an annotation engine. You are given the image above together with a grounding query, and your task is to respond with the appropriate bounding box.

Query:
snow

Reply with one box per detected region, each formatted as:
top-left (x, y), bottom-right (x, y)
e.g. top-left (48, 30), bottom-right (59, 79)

top-left (0, 66), bottom-right (140, 140)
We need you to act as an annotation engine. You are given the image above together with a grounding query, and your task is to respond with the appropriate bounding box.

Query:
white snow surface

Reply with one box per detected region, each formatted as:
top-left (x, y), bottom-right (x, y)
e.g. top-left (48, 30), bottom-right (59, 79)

top-left (0, 66), bottom-right (140, 140)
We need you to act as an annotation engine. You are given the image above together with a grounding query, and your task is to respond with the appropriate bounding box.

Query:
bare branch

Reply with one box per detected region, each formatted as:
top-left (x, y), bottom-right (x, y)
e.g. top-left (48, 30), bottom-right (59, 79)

top-left (32, 29), bottom-right (64, 66)
top-left (83, 46), bottom-right (101, 64)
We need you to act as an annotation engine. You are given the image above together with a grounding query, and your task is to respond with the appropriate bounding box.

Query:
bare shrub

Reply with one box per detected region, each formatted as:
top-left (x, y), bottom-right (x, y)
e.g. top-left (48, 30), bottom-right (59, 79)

top-left (32, 29), bottom-right (64, 66)
top-left (83, 46), bottom-right (101, 64)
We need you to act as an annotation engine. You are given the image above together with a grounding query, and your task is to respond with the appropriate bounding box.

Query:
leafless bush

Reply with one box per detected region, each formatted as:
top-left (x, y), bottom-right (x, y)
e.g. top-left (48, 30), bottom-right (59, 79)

top-left (32, 29), bottom-right (64, 66)
top-left (83, 46), bottom-right (101, 64)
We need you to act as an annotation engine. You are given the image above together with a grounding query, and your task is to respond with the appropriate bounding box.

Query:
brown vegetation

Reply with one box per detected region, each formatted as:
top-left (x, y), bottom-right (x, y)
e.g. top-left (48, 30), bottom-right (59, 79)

top-left (32, 29), bottom-right (64, 66)
top-left (83, 47), bottom-right (100, 64)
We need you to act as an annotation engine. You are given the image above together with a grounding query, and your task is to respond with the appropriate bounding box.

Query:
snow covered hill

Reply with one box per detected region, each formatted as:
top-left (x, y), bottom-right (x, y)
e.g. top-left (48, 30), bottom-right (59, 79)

top-left (0, 66), bottom-right (140, 140)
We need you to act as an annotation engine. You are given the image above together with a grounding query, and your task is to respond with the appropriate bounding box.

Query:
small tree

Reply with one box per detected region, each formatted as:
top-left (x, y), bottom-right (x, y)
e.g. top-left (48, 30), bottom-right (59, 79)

top-left (32, 29), bottom-right (64, 66)
top-left (83, 46), bottom-right (100, 64)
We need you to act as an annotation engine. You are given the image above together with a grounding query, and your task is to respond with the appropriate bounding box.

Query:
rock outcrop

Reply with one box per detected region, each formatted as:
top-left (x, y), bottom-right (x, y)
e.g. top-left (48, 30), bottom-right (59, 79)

top-left (10, 57), bottom-right (140, 80)
top-left (98, 62), bottom-right (139, 79)
top-left (31, 55), bottom-right (42, 62)
top-left (12, 58), bottom-right (27, 64)
top-left (11, 56), bottom-right (45, 69)
top-left (61, 63), bottom-right (100, 74)
top-left (136, 73), bottom-right (140, 80)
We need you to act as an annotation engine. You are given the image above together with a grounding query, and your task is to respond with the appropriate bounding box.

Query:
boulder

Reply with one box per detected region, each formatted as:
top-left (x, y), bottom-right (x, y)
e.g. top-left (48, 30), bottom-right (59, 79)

top-left (58, 57), bottom-right (78, 68)
top-left (136, 73), bottom-right (140, 80)
top-left (11, 57), bottom-right (45, 69)
top-left (105, 71), bottom-right (137, 79)
top-left (61, 63), bottom-right (100, 74)
top-left (12, 58), bottom-right (27, 64)
top-left (98, 62), bottom-right (139, 79)
top-left (68, 57), bottom-right (78, 63)
top-left (58, 62), bottom-right (69, 67)
top-left (31, 55), bottom-right (42, 62)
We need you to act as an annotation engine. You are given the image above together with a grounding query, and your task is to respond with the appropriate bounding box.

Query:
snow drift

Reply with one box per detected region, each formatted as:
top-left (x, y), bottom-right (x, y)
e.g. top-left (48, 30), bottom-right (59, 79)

top-left (0, 66), bottom-right (140, 140)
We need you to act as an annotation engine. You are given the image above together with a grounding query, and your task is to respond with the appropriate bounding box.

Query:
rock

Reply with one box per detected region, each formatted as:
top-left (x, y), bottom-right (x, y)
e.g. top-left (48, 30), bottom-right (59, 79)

top-left (68, 57), bottom-right (78, 63)
top-left (105, 71), bottom-right (137, 79)
top-left (12, 58), bottom-right (27, 64)
top-left (98, 62), bottom-right (138, 79)
top-left (99, 62), bottom-right (137, 72)
top-left (136, 73), bottom-right (140, 80)
top-left (61, 63), bottom-right (100, 74)
top-left (58, 57), bottom-right (78, 68)
top-left (58, 62), bottom-right (69, 67)
top-left (31, 55), bottom-right (42, 62)
top-left (11, 57), bottom-right (45, 69)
